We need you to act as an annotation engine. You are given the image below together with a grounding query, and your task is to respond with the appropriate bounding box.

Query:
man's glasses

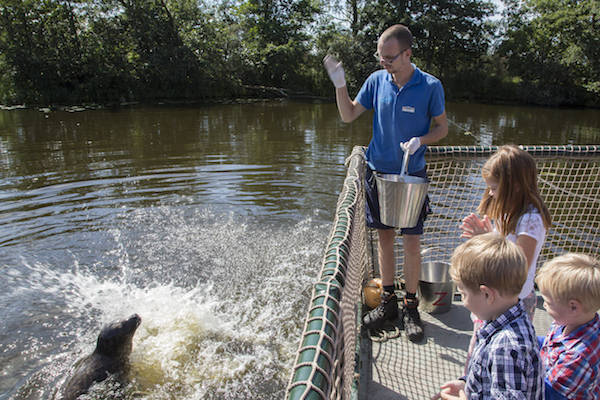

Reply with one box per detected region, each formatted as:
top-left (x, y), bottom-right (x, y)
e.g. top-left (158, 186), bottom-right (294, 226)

top-left (373, 48), bottom-right (408, 64)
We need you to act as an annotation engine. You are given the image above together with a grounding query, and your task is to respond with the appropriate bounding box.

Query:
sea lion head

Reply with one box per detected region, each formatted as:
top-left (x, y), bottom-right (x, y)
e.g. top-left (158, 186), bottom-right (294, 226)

top-left (95, 314), bottom-right (141, 359)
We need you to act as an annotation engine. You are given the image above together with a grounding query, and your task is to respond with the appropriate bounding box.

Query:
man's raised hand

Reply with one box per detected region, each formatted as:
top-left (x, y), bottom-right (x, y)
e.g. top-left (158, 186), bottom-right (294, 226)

top-left (323, 55), bottom-right (346, 89)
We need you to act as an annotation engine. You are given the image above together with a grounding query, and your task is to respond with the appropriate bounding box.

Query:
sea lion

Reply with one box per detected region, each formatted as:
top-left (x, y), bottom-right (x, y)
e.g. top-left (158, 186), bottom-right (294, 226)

top-left (59, 314), bottom-right (141, 400)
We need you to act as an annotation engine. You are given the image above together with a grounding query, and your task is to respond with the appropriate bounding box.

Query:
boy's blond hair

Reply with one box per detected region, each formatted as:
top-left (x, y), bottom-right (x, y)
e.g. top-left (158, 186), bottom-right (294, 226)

top-left (536, 253), bottom-right (600, 312)
top-left (450, 232), bottom-right (527, 296)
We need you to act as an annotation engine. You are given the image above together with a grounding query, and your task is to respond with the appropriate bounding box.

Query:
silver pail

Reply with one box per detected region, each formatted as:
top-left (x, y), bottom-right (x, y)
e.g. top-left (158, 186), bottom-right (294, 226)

top-left (375, 173), bottom-right (428, 228)
top-left (418, 262), bottom-right (454, 314)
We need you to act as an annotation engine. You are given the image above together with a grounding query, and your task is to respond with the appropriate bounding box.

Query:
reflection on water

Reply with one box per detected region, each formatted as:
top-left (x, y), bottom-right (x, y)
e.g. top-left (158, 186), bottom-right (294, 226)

top-left (445, 102), bottom-right (600, 146)
top-left (0, 100), bottom-right (599, 399)
top-left (0, 102), bottom-right (361, 247)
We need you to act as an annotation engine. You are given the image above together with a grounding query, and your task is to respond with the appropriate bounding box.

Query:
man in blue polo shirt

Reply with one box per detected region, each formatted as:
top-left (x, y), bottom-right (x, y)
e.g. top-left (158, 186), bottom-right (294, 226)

top-left (324, 24), bottom-right (448, 342)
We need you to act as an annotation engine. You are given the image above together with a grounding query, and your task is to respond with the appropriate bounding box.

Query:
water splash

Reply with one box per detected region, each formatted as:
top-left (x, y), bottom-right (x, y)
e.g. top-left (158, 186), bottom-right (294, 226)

top-left (2, 206), bottom-right (327, 400)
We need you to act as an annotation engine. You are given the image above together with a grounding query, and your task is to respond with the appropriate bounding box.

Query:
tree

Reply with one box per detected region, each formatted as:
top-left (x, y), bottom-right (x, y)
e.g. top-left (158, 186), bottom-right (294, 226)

top-left (497, 0), bottom-right (600, 105)
top-left (0, 0), bottom-right (237, 104)
top-left (0, 0), bottom-right (87, 103)
top-left (0, 0), bottom-right (596, 106)
top-left (409, 0), bottom-right (495, 82)
top-left (232, 0), bottom-right (322, 90)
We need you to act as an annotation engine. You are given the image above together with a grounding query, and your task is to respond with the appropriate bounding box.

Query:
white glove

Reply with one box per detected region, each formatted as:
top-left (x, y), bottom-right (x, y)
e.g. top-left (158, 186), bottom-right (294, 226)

top-left (323, 55), bottom-right (346, 88)
top-left (401, 137), bottom-right (421, 155)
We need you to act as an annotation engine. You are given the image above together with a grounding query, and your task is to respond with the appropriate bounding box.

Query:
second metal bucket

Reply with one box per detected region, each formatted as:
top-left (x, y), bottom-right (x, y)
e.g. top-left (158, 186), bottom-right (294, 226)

top-left (418, 262), bottom-right (454, 314)
top-left (375, 173), bottom-right (428, 228)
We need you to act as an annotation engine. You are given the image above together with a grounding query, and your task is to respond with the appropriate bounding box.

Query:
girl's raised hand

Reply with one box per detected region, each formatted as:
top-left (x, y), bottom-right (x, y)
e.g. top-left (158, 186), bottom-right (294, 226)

top-left (459, 214), bottom-right (492, 238)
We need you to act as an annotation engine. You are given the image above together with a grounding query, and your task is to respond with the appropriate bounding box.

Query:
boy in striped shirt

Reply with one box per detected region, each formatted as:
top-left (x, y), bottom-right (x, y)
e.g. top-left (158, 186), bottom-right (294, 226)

top-left (537, 253), bottom-right (600, 400)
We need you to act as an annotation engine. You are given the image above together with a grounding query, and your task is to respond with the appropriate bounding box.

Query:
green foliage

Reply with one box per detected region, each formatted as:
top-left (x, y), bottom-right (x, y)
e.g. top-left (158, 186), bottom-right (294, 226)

top-left (0, 0), bottom-right (237, 104)
top-left (231, 0), bottom-right (322, 90)
top-left (0, 0), bottom-right (597, 106)
top-left (0, 48), bottom-right (16, 103)
top-left (409, 0), bottom-right (496, 81)
top-left (497, 0), bottom-right (600, 106)
top-left (0, 1), bottom-right (82, 103)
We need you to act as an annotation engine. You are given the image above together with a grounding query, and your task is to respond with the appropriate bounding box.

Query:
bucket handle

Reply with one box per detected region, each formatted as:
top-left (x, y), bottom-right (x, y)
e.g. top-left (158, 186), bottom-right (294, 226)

top-left (400, 148), bottom-right (410, 177)
top-left (420, 246), bottom-right (441, 256)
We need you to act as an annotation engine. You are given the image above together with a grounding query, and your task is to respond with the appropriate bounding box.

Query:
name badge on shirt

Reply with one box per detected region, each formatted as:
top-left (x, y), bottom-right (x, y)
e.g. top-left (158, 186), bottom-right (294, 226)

top-left (402, 105), bottom-right (415, 113)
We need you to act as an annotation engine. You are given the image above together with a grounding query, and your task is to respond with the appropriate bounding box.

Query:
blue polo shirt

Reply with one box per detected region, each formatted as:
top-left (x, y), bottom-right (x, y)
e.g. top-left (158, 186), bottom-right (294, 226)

top-left (356, 65), bottom-right (445, 174)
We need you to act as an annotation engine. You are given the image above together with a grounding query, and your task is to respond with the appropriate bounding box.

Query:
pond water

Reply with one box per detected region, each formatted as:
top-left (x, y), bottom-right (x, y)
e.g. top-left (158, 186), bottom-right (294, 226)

top-left (1, 100), bottom-right (598, 399)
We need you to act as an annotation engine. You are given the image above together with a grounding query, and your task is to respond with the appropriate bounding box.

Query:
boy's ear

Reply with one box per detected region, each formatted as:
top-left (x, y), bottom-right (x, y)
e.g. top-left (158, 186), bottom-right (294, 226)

top-left (479, 285), bottom-right (497, 303)
top-left (568, 299), bottom-right (583, 314)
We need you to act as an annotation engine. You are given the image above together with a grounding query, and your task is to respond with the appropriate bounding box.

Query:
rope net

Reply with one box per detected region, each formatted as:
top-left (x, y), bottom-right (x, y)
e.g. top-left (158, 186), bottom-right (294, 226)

top-left (407, 145), bottom-right (600, 270)
top-left (287, 145), bottom-right (600, 400)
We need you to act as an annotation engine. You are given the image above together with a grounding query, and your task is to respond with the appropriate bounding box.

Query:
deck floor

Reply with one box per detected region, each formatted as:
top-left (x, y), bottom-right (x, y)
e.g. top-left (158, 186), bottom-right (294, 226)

top-left (360, 294), bottom-right (553, 400)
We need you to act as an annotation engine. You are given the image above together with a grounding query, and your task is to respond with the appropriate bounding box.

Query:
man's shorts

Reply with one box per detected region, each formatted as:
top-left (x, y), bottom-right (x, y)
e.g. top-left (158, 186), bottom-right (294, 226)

top-left (365, 166), bottom-right (431, 234)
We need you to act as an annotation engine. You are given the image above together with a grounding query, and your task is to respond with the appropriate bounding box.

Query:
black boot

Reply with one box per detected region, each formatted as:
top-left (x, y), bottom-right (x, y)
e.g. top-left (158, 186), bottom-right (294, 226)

top-left (363, 291), bottom-right (399, 331)
top-left (402, 297), bottom-right (425, 342)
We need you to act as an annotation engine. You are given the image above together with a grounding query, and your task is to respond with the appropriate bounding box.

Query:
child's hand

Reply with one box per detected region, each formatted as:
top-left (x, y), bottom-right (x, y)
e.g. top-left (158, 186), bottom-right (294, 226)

top-left (460, 214), bottom-right (492, 238)
top-left (440, 389), bottom-right (466, 399)
top-left (432, 380), bottom-right (465, 399)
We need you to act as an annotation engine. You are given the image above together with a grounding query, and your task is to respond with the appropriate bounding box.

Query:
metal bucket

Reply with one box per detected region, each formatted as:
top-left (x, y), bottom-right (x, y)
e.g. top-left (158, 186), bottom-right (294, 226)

top-left (375, 173), bottom-right (428, 228)
top-left (418, 262), bottom-right (453, 314)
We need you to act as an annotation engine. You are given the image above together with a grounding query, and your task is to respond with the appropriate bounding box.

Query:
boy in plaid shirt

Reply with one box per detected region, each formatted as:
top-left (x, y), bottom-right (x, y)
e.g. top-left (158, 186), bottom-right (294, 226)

top-left (435, 233), bottom-right (543, 399)
top-left (536, 253), bottom-right (600, 400)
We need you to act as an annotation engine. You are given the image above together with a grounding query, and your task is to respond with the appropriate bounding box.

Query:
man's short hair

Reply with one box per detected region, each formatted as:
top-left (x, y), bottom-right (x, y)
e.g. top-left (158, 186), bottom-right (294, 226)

top-left (537, 253), bottom-right (600, 312)
top-left (450, 232), bottom-right (527, 296)
top-left (380, 24), bottom-right (413, 49)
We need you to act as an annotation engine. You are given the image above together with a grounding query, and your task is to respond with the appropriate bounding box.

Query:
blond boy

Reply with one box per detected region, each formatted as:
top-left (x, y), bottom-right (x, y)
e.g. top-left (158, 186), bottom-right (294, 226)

top-left (537, 253), bottom-right (600, 400)
top-left (435, 233), bottom-right (543, 399)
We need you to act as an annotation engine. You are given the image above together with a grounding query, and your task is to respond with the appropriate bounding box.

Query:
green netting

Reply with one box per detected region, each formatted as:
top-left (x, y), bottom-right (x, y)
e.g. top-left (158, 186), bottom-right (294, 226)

top-left (287, 147), bottom-right (368, 400)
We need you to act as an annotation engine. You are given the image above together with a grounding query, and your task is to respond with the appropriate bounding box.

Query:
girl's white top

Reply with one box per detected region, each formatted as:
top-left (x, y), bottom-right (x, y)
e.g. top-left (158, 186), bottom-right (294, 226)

top-left (499, 205), bottom-right (547, 299)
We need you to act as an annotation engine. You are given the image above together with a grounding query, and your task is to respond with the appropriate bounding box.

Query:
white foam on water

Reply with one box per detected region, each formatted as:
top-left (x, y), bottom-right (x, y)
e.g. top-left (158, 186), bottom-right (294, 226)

top-left (4, 206), bottom-right (327, 399)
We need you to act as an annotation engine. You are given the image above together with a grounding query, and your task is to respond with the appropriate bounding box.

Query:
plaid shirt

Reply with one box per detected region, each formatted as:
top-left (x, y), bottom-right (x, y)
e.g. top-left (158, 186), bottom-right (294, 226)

top-left (540, 313), bottom-right (600, 400)
top-left (466, 301), bottom-right (543, 399)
